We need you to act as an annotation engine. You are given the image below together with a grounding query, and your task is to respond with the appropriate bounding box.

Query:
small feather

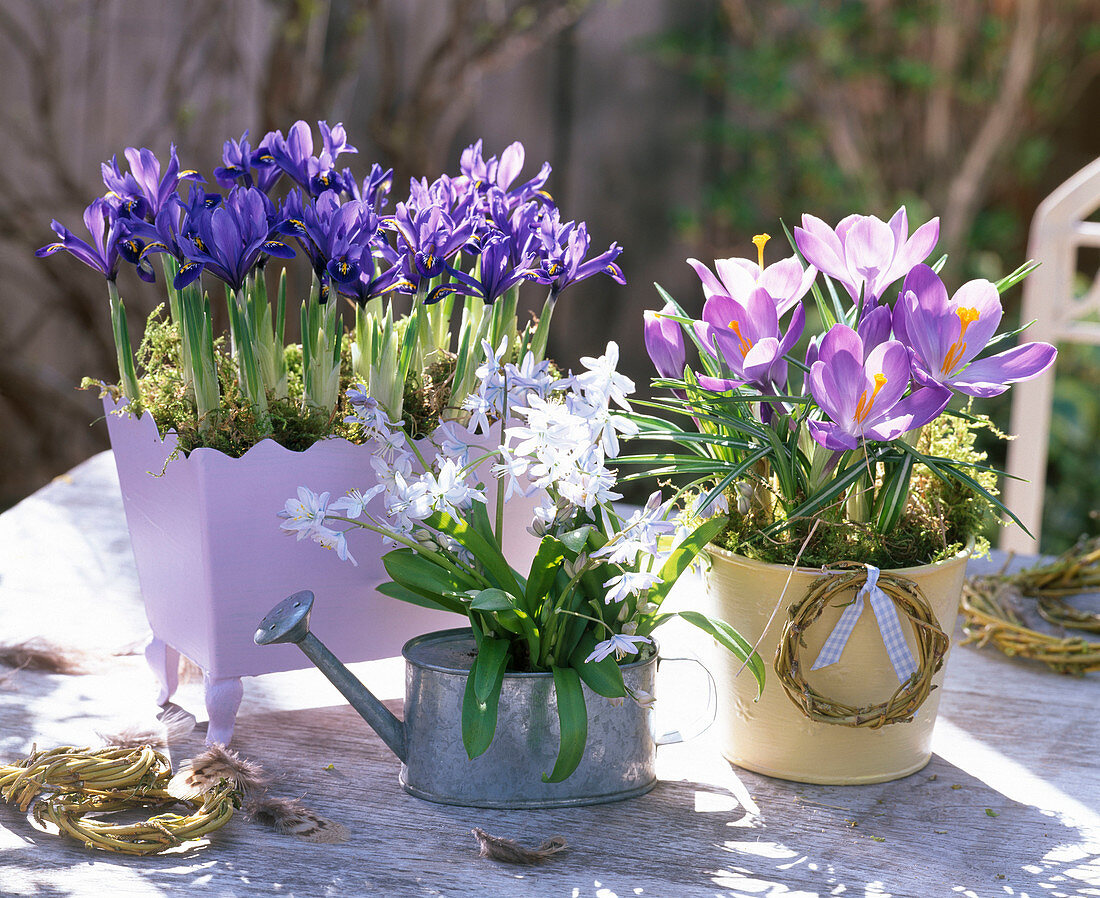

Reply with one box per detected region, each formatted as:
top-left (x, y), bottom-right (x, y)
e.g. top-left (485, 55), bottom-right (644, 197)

top-left (247, 795), bottom-right (349, 843)
top-left (169, 744), bottom-right (268, 800)
top-left (471, 827), bottom-right (568, 864)
top-left (98, 707), bottom-right (197, 749)
top-left (0, 640), bottom-right (88, 674)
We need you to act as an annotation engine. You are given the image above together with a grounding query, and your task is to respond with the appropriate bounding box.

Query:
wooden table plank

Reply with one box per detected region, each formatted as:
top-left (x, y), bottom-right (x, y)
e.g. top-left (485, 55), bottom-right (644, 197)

top-left (1, 452), bottom-right (1098, 897)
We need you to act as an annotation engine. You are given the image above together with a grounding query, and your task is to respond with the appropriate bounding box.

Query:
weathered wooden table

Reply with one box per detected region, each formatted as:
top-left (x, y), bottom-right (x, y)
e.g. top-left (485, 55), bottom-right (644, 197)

top-left (2, 452), bottom-right (1098, 897)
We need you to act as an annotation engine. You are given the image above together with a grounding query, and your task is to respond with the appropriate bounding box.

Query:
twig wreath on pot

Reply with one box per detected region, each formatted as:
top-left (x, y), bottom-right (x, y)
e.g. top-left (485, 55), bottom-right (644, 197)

top-left (626, 209), bottom-right (1058, 783)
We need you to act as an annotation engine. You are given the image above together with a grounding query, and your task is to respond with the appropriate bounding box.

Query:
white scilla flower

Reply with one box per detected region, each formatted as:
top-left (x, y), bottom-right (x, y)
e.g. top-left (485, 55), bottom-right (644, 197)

top-left (603, 570), bottom-right (663, 605)
top-left (329, 486), bottom-right (383, 519)
top-left (279, 487), bottom-right (331, 539)
top-left (584, 633), bottom-right (653, 663)
top-left (313, 526), bottom-right (357, 567)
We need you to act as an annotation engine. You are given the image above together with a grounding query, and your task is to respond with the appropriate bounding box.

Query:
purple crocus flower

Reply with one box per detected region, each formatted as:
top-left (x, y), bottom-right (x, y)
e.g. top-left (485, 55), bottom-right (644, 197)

top-left (36, 197), bottom-right (124, 280)
top-left (101, 144), bottom-right (203, 221)
top-left (688, 236), bottom-right (816, 318)
top-left (428, 231), bottom-right (540, 305)
top-left (794, 207), bottom-right (939, 307)
top-left (175, 186), bottom-right (294, 291)
top-left (893, 264), bottom-right (1057, 398)
top-left (694, 288), bottom-right (806, 394)
top-left (643, 303), bottom-right (686, 380)
top-left (806, 324), bottom-right (951, 451)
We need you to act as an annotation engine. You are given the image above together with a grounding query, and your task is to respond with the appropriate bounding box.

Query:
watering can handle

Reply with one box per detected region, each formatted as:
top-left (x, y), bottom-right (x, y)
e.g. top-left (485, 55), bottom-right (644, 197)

top-left (654, 655), bottom-right (717, 746)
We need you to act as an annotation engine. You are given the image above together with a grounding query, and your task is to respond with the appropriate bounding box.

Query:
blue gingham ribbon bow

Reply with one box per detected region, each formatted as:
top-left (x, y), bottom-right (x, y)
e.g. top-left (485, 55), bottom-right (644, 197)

top-left (810, 565), bottom-right (917, 682)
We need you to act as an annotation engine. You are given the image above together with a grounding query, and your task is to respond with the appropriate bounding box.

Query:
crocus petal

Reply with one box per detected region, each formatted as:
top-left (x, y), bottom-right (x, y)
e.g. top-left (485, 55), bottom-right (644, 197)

top-left (644, 307), bottom-right (686, 379)
top-left (701, 293), bottom-right (747, 331)
top-left (844, 216), bottom-right (894, 300)
top-left (865, 385), bottom-right (952, 441)
top-left (885, 216), bottom-right (939, 285)
top-left (687, 258), bottom-right (727, 300)
top-left (945, 278), bottom-right (1002, 369)
top-left (777, 303), bottom-right (806, 357)
top-left (816, 323), bottom-right (864, 369)
top-left (948, 342), bottom-right (1058, 397)
top-left (857, 305), bottom-right (893, 350)
top-left (808, 418), bottom-right (859, 451)
top-left (797, 214), bottom-right (846, 273)
top-left (862, 341), bottom-right (911, 419)
top-left (714, 257), bottom-right (757, 300)
top-left (698, 374), bottom-right (745, 392)
top-left (742, 337), bottom-right (781, 383)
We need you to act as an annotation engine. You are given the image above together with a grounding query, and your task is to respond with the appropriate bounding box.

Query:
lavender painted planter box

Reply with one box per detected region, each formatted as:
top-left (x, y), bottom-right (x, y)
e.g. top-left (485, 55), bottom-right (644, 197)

top-left (103, 397), bottom-right (541, 743)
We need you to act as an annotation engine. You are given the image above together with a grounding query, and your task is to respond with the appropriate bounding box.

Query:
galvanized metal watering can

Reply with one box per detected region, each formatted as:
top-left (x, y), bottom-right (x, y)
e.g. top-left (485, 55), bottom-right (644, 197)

top-left (255, 590), bottom-right (714, 809)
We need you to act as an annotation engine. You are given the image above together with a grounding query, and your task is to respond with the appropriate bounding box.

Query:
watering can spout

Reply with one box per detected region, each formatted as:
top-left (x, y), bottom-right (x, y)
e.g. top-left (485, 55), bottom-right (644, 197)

top-left (255, 591), bottom-right (408, 763)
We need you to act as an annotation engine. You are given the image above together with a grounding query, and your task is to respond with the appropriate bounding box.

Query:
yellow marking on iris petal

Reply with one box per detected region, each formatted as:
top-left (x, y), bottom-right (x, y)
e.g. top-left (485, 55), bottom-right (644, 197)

top-left (194, 236), bottom-right (208, 252)
top-left (727, 320), bottom-right (753, 356)
top-left (753, 233), bottom-right (771, 269)
top-left (854, 373), bottom-right (888, 424)
top-left (941, 306), bottom-right (981, 375)
top-left (179, 169), bottom-right (200, 178)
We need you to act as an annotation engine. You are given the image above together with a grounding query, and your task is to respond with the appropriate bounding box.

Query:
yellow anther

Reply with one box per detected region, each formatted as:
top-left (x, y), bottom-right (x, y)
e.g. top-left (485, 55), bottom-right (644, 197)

top-left (941, 306), bottom-right (981, 374)
top-left (854, 373), bottom-right (888, 424)
top-left (752, 233), bottom-right (771, 269)
top-left (727, 320), bottom-right (753, 356)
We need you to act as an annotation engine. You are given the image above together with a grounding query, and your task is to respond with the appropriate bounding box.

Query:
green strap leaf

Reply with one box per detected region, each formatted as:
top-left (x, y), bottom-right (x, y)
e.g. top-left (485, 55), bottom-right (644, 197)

top-left (647, 516), bottom-right (728, 607)
top-left (677, 610), bottom-right (766, 695)
top-left (473, 636), bottom-right (510, 705)
top-left (461, 654), bottom-right (505, 759)
top-left (382, 548), bottom-right (479, 601)
top-left (470, 588), bottom-right (517, 611)
top-left (525, 539), bottom-right (565, 608)
top-left (427, 510), bottom-right (522, 593)
top-left (543, 667), bottom-right (588, 783)
top-left (376, 581), bottom-right (465, 615)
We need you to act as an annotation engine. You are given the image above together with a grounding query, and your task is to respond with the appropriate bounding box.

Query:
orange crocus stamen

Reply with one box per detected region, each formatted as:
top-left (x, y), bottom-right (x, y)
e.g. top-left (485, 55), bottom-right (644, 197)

top-left (854, 373), bottom-right (888, 424)
top-left (728, 319), bottom-right (753, 356)
top-left (941, 306), bottom-right (981, 375)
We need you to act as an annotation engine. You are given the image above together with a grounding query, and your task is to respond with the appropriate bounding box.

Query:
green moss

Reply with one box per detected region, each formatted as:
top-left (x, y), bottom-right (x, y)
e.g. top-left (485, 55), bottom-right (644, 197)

top-left (713, 411), bottom-right (997, 568)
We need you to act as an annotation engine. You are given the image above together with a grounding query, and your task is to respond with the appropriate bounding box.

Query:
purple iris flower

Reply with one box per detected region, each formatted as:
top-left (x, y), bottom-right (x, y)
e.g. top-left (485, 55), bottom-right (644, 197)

top-left (687, 252), bottom-right (816, 318)
top-left (806, 324), bottom-right (951, 451)
top-left (428, 231), bottom-right (540, 305)
top-left (694, 289), bottom-right (806, 395)
top-left (265, 120), bottom-right (357, 197)
top-left (537, 221), bottom-right (626, 295)
top-left (794, 207), bottom-right (939, 308)
top-left (277, 189), bottom-right (379, 291)
top-left (36, 197), bottom-right (125, 280)
top-left (485, 189), bottom-right (544, 264)
top-left (129, 184), bottom-right (222, 269)
top-left (893, 264), bottom-right (1057, 398)
top-left (644, 303), bottom-right (686, 380)
top-left (338, 260), bottom-right (411, 306)
top-left (174, 186), bottom-right (294, 291)
top-left (213, 130), bottom-right (280, 193)
top-left (389, 201), bottom-right (477, 287)
top-left (345, 162), bottom-right (393, 212)
top-left (101, 144), bottom-right (203, 221)
top-left (458, 139), bottom-right (552, 208)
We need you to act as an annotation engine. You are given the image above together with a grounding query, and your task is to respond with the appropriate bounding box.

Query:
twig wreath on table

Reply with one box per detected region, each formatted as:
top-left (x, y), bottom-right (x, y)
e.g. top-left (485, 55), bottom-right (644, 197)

top-left (962, 537), bottom-right (1100, 675)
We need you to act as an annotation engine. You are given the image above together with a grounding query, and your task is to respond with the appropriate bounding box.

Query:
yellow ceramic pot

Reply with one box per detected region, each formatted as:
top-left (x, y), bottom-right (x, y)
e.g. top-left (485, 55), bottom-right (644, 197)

top-left (706, 545), bottom-right (969, 785)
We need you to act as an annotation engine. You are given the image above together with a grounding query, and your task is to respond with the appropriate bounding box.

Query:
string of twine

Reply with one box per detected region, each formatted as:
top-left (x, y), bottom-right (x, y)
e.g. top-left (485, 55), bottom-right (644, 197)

top-left (774, 564), bottom-right (949, 728)
top-left (961, 538), bottom-right (1100, 675)
top-left (0, 745), bottom-right (237, 855)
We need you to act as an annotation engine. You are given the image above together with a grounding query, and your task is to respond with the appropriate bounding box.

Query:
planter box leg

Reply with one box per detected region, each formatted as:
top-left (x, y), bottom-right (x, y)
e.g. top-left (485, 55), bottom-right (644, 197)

top-left (203, 673), bottom-right (244, 746)
top-left (145, 637), bottom-right (180, 706)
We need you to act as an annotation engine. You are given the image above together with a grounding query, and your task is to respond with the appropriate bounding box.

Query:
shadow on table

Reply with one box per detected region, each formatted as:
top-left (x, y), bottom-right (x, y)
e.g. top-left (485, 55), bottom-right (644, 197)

top-left (3, 702), bottom-right (1097, 897)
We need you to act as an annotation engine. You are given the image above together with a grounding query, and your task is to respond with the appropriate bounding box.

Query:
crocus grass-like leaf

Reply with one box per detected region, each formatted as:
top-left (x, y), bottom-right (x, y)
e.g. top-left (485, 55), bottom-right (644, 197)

top-left (930, 253), bottom-right (949, 274)
top-left (382, 547), bottom-right (481, 601)
top-left (994, 259), bottom-right (1039, 294)
top-left (427, 510), bottom-right (523, 594)
top-left (675, 610), bottom-right (765, 695)
top-left (874, 453), bottom-right (914, 532)
top-left (568, 634), bottom-right (627, 699)
top-left (647, 516), bottom-right (728, 606)
top-left (470, 588), bottom-right (517, 612)
top-left (543, 667), bottom-right (588, 783)
top-left (525, 540), bottom-right (565, 608)
top-left (895, 440), bottom-right (1032, 535)
top-left (377, 581), bottom-right (466, 615)
top-left (462, 653), bottom-right (505, 759)
top-left (761, 453), bottom-right (879, 540)
top-left (473, 636), bottom-right (510, 705)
